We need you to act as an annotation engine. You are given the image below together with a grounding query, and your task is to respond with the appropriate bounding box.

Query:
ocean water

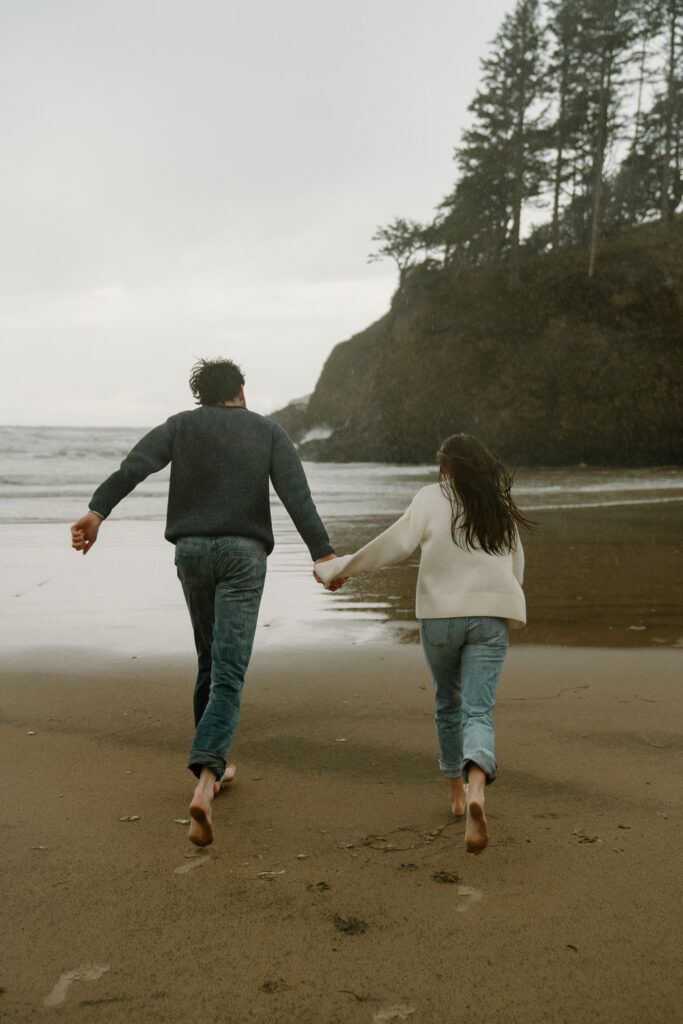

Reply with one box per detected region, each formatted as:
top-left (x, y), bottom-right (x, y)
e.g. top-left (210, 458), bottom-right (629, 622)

top-left (2, 424), bottom-right (682, 525)
top-left (1, 425), bottom-right (681, 653)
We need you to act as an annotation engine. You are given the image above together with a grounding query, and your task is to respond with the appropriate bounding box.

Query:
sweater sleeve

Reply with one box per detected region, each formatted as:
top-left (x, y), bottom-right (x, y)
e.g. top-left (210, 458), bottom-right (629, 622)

top-left (268, 424), bottom-right (333, 561)
top-left (89, 419), bottom-right (175, 518)
top-left (315, 492), bottom-right (425, 586)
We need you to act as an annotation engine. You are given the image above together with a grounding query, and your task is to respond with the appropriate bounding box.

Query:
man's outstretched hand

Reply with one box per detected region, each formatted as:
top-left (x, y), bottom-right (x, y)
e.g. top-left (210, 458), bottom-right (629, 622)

top-left (71, 511), bottom-right (102, 555)
top-left (313, 552), bottom-right (346, 591)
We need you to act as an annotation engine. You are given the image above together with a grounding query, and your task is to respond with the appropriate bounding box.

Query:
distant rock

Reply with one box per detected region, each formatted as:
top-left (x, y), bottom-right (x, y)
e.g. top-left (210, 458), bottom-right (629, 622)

top-left (268, 394), bottom-right (311, 443)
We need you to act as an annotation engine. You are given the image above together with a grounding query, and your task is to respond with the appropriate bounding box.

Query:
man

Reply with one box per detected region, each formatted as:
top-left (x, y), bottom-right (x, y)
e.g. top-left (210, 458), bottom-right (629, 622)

top-left (71, 357), bottom-right (336, 847)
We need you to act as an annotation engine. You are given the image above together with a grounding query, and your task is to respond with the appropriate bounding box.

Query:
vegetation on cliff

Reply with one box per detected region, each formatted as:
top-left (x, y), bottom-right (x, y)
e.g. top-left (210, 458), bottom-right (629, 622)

top-left (272, 219), bottom-right (681, 465)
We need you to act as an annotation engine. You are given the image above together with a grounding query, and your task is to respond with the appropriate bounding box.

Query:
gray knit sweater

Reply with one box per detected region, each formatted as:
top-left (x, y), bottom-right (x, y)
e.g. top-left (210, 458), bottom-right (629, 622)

top-left (89, 405), bottom-right (333, 560)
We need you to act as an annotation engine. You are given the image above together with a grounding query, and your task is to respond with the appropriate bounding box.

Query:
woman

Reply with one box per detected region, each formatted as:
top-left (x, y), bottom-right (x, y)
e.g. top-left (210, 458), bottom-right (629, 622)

top-left (314, 434), bottom-right (534, 855)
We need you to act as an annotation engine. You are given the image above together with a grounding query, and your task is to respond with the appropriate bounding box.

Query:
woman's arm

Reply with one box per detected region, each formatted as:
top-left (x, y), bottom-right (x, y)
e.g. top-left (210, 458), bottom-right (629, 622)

top-left (315, 495), bottom-right (425, 586)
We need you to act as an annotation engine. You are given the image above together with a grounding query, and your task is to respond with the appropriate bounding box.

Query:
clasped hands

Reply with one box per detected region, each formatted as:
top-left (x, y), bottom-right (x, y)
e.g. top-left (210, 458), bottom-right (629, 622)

top-left (313, 553), bottom-right (347, 592)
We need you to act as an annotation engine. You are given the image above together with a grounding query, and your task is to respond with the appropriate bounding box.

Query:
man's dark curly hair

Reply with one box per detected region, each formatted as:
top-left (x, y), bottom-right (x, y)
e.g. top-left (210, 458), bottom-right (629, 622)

top-left (189, 358), bottom-right (245, 405)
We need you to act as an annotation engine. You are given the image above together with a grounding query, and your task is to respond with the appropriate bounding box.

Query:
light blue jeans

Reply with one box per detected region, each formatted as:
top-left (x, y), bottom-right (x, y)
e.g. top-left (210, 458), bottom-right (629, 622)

top-left (419, 616), bottom-right (509, 783)
top-left (175, 536), bottom-right (267, 780)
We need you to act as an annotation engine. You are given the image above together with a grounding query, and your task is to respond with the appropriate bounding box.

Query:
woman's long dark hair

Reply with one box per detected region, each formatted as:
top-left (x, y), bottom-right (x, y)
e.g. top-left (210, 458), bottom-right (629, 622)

top-left (437, 434), bottom-right (535, 555)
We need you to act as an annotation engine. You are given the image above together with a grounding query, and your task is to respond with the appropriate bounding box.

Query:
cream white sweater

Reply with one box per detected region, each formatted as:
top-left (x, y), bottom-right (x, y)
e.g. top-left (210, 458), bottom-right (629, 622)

top-left (316, 483), bottom-right (526, 628)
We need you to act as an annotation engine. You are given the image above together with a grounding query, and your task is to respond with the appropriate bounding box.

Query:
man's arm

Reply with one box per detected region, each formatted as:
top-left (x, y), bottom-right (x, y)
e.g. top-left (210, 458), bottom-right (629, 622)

top-left (70, 420), bottom-right (175, 554)
top-left (88, 420), bottom-right (175, 519)
top-left (268, 424), bottom-right (334, 561)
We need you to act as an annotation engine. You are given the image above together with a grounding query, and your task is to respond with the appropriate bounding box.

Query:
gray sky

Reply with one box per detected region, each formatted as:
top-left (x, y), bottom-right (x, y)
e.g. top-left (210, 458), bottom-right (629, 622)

top-left (2, 0), bottom-right (513, 426)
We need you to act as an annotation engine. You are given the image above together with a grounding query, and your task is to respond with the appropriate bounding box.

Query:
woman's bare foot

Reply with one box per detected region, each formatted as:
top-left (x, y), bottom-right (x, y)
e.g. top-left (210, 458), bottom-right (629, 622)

top-left (188, 768), bottom-right (217, 846)
top-left (464, 766), bottom-right (489, 855)
top-left (465, 798), bottom-right (489, 854)
top-left (214, 763), bottom-right (236, 795)
top-left (448, 777), bottom-right (466, 816)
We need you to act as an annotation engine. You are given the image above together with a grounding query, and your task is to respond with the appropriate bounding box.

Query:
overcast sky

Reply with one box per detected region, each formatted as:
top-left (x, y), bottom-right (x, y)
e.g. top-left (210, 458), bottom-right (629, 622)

top-left (2, 0), bottom-right (513, 426)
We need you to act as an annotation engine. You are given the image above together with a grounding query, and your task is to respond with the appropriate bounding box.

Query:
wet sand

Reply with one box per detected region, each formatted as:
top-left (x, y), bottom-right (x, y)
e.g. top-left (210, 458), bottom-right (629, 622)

top-left (324, 501), bottom-right (683, 647)
top-left (2, 502), bottom-right (682, 657)
top-left (1, 642), bottom-right (681, 1023)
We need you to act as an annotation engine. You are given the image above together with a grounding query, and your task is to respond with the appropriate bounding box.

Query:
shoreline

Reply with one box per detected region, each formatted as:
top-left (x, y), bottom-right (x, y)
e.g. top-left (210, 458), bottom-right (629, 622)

top-left (2, 641), bottom-right (681, 1022)
top-left (2, 493), bottom-right (682, 655)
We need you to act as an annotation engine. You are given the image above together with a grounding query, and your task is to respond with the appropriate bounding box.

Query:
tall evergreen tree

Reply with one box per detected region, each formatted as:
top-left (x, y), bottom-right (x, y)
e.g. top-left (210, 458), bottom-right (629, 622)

top-left (656, 0), bottom-right (683, 229)
top-left (441, 0), bottom-right (548, 286)
top-left (597, 0), bottom-right (681, 232)
top-left (578, 0), bottom-right (639, 275)
top-left (546, 0), bottom-right (596, 248)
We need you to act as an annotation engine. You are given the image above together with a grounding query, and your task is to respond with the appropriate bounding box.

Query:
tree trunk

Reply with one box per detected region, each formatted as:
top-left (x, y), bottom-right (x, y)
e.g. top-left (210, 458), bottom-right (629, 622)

top-left (551, 146), bottom-right (564, 249)
top-left (588, 56), bottom-right (610, 278)
top-left (632, 28), bottom-right (649, 147)
top-left (508, 95), bottom-right (526, 290)
top-left (660, 0), bottom-right (678, 232)
top-left (552, 53), bottom-right (569, 250)
top-left (508, 164), bottom-right (523, 290)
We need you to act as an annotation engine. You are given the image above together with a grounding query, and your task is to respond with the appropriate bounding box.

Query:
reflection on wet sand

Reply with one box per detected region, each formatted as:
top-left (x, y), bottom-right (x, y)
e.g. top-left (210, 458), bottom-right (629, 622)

top-left (323, 501), bottom-right (683, 648)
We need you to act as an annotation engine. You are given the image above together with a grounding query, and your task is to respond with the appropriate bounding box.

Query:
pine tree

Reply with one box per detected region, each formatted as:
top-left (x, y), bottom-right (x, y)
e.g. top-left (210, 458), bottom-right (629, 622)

top-left (546, 0), bottom-right (595, 248)
top-left (577, 0), bottom-right (639, 275)
top-left (440, 0), bottom-right (548, 286)
top-left (600, 0), bottom-right (681, 231)
top-left (656, 0), bottom-right (683, 229)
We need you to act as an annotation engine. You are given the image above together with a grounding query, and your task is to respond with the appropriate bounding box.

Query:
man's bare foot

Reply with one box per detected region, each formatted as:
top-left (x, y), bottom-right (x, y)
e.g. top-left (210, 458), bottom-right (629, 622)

top-left (188, 769), bottom-right (216, 846)
top-left (448, 777), bottom-right (466, 816)
top-left (464, 765), bottom-right (489, 854)
top-left (214, 763), bottom-right (236, 795)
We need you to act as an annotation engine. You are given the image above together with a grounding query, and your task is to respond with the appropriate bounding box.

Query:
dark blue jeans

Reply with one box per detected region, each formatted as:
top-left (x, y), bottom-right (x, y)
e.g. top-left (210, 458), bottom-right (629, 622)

top-left (175, 536), bottom-right (267, 779)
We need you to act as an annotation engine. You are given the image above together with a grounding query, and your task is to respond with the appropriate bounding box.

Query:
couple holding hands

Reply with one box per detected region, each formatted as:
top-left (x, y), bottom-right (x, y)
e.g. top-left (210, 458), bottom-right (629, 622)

top-left (71, 358), bottom-right (532, 855)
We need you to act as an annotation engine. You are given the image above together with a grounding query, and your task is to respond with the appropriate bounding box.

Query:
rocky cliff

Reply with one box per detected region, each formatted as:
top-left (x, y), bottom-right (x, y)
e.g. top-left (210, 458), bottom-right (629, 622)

top-left (271, 221), bottom-right (682, 465)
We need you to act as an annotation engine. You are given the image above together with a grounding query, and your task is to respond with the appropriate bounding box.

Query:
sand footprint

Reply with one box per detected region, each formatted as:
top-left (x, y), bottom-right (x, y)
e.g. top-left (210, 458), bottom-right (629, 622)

top-left (174, 853), bottom-right (211, 874)
top-left (373, 1006), bottom-right (415, 1022)
top-left (43, 965), bottom-right (110, 1007)
top-left (455, 885), bottom-right (483, 912)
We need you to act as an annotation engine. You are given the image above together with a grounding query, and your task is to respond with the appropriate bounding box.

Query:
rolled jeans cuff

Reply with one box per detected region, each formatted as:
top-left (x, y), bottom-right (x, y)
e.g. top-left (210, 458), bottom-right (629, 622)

top-left (462, 748), bottom-right (497, 784)
top-left (439, 758), bottom-right (465, 779)
top-left (188, 748), bottom-right (225, 781)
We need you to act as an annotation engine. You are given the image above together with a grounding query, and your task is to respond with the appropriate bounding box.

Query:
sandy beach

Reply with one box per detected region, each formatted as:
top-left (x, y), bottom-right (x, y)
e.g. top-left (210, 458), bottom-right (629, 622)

top-left (1, 476), bottom-right (681, 1022)
top-left (1, 640), bottom-right (681, 1023)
